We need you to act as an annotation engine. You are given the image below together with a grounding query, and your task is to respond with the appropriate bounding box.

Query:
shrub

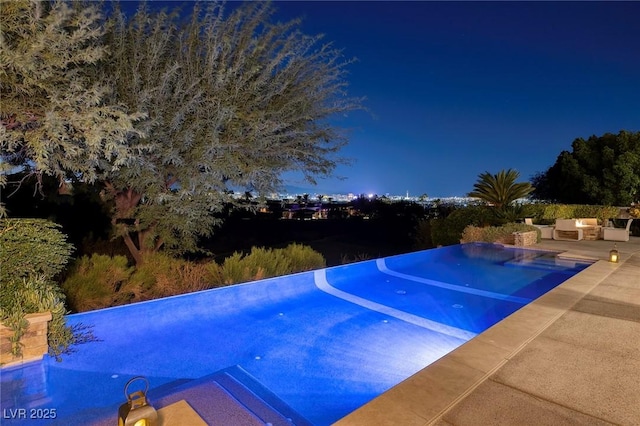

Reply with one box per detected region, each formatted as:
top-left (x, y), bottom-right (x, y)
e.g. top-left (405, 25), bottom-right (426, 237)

top-left (171, 260), bottom-right (214, 294)
top-left (459, 226), bottom-right (486, 243)
top-left (572, 205), bottom-right (620, 223)
top-left (220, 244), bottom-right (325, 284)
top-left (204, 261), bottom-right (225, 288)
top-left (63, 253), bottom-right (220, 311)
top-left (460, 223), bottom-right (540, 244)
top-left (0, 218), bottom-right (74, 284)
top-left (62, 254), bottom-right (134, 312)
top-left (61, 244), bottom-right (326, 311)
top-left (130, 252), bottom-right (213, 299)
top-left (526, 203), bottom-right (620, 224)
top-left (279, 243), bottom-right (326, 272)
top-left (430, 206), bottom-right (501, 246)
top-left (0, 219), bottom-right (79, 360)
top-left (221, 248), bottom-right (288, 284)
top-left (0, 275), bottom-right (76, 360)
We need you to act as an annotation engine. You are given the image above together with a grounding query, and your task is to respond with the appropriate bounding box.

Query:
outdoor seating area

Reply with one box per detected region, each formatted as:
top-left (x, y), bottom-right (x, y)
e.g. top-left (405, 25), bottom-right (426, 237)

top-left (526, 218), bottom-right (635, 242)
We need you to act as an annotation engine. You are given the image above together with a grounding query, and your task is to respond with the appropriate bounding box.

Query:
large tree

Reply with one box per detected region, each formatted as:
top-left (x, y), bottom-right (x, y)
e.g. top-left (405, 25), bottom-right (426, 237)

top-left (98, 1), bottom-right (362, 264)
top-left (0, 0), bottom-right (144, 208)
top-left (468, 169), bottom-right (533, 210)
top-left (2, 1), bottom-right (361, 264)
top-left (531, 131), bottom-right (640, 205)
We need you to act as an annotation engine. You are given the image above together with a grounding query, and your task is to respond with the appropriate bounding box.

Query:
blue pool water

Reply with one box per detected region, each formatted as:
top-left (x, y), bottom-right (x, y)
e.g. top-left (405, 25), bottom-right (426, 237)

top-left (1, 243), bottom-right (592, 425)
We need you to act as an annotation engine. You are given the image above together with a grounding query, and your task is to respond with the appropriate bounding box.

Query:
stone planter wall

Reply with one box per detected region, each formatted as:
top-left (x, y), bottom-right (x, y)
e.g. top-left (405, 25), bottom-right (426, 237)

top-left (513, 230), bottom-right (538, 247)
top-left (0, 312), bottom-right (52, 367)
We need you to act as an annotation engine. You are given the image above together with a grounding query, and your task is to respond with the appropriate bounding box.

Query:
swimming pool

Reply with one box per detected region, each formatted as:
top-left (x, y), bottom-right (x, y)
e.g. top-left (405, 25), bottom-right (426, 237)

top-left (1, 243), bottom-right (592, 425)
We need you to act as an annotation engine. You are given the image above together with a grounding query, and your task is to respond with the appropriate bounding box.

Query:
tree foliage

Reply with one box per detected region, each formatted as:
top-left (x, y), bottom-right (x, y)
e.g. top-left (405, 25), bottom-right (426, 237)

top-left (0, 1), bottom-right (145, 197)
top-left (468, 169), bottom-right (533, 210)
top-left (531, 131), bottom-right (640, 206)
top-left (0, 218), bottom-right (74, 284)
top-left (101, 1), bottom-right (362, 264)
top-left (2, 1), bottom-right (362, 264)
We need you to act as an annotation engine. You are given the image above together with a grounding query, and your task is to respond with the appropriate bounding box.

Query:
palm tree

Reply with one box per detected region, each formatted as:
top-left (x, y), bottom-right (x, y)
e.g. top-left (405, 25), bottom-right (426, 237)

top-left (468, 169), bottom-right (533, 210)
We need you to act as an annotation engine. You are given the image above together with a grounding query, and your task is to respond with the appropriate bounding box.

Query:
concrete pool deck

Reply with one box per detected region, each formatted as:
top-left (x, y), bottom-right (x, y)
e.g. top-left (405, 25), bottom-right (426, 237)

top-left (336, 237), bottom-right (640, 426)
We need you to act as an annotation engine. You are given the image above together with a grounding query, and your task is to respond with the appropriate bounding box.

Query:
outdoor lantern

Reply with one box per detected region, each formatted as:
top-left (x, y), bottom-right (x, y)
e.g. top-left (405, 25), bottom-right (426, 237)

top-left (118, 376), bottom-right (158, 426)
top-left (609, 244), bottom-right (619, 263)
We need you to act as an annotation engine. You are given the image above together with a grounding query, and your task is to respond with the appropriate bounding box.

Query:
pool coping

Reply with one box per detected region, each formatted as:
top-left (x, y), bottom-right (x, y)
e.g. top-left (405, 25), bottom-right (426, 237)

top-left (335, 238), bottom-right (640, 425)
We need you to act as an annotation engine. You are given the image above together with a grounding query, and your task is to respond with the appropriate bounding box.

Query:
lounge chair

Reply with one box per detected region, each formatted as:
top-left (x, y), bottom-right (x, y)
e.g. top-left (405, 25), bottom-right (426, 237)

top-left (603, 218), bottom-right (633, 242)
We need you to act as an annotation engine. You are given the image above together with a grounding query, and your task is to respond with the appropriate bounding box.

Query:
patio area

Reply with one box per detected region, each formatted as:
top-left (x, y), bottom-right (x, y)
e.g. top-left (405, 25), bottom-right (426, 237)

top-left (337, 236), bottom-right (640, 425)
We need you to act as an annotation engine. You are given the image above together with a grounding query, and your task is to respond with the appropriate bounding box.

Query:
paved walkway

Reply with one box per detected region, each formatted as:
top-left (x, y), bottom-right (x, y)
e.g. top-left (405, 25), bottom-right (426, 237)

top-left (337, 237), bottom-right (640, 426)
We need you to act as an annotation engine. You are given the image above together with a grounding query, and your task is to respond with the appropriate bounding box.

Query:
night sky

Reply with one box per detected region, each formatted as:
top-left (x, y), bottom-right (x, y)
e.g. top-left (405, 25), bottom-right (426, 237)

top-left (129, 1), bottom-right (640, 197)
top-left (272, 1), bottom-right (640, 197)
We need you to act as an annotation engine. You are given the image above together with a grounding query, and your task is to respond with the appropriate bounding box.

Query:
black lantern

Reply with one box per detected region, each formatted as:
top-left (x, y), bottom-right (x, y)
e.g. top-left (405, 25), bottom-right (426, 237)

top-left (609, 244), bottom-right (619, 263)
top-left (118, 376), bottom-right (158, 426)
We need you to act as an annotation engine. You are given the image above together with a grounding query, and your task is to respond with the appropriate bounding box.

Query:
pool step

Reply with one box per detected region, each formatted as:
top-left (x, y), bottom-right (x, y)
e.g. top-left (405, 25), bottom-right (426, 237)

top-left (150, 365), bottom-right (312, 426)
top-left (502, 256), bottom-right (586, 272)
